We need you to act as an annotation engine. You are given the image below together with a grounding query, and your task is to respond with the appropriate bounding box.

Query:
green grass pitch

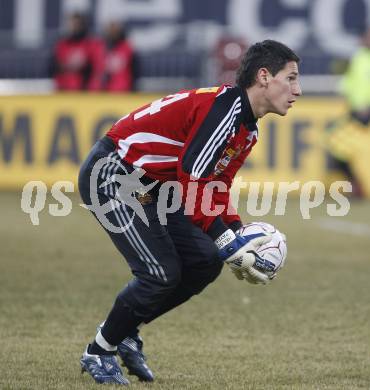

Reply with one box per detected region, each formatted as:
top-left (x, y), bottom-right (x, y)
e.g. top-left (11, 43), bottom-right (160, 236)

top-left (1, 192), bottom-right (370, 389)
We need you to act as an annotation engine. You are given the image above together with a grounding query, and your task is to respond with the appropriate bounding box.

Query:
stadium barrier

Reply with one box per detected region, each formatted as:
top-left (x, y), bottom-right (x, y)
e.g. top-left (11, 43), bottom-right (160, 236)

top-left (0, 93), bottom-right (369, 197)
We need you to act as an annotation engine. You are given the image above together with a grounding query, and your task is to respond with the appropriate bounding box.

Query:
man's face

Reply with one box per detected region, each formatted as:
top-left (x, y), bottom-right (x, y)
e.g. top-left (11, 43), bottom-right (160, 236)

top-left (265, 61), bottom-right (302, 116)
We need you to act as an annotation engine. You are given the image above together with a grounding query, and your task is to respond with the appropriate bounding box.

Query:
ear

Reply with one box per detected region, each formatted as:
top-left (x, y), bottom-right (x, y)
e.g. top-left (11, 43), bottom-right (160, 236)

top-left (256, 67), bottom-right (271, 87)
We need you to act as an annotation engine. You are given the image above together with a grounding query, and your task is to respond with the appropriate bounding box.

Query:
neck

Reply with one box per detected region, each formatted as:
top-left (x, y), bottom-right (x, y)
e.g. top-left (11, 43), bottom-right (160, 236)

top-left (246, 86), bottom-right (268, 119)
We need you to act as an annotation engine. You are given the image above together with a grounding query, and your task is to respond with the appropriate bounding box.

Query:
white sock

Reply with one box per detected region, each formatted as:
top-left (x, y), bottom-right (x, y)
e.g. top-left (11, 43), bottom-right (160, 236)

top-left (95, 330), bottom-right (117, 352)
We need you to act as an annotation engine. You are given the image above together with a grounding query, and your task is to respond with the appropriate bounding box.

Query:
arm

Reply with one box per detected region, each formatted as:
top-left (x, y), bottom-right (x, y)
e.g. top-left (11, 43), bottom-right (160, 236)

top-left (178, 86), bottom-right (242, 239)
top-left (178, 87), bottom-right (269, 284)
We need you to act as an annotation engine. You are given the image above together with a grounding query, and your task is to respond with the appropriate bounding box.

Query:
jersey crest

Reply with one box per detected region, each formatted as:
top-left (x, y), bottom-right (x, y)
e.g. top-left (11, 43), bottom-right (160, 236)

top-left (214, 145), bottom-right (242, 176)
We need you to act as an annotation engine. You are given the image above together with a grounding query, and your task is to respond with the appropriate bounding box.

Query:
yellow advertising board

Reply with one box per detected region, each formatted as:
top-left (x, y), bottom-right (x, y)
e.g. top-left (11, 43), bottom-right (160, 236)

top-left (241, 97), bottom-right (346, 182)
top-left (0, 93), bottom-right (160, 188)
top-left (0, 94), bottom-right (369, 196)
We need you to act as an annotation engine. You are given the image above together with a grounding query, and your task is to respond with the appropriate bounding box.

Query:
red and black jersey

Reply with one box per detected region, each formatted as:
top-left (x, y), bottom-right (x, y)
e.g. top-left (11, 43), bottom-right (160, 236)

top-left (106, 85), bottom-right (258, 237)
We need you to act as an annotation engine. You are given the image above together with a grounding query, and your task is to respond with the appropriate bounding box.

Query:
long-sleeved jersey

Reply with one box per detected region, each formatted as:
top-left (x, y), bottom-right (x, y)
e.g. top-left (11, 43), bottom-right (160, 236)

top-left (106, 85), bottom-right (258, 237)
top-left (52, 36), bottom-right (103, 91)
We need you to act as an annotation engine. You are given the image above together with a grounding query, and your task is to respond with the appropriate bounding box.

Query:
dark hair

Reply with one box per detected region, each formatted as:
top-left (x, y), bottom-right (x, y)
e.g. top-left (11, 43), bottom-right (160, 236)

top-left (236, 40), bottom-right (300, 89)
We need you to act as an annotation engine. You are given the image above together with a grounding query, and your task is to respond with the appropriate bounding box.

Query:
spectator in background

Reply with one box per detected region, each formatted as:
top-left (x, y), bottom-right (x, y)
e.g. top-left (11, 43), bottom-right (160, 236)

top-left (340, 27), bottom-right (370, 123)
top-left (50, 13), bottom-right (102, 91)
top-left (326, 27), bottom-right (370, 198)
top-left (91, 21), bottom-right (135, 92)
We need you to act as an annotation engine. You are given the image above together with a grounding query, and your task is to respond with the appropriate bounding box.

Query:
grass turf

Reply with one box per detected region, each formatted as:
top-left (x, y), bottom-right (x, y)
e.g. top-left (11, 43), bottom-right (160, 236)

top-left (1, 191), bottom-right (370, 389)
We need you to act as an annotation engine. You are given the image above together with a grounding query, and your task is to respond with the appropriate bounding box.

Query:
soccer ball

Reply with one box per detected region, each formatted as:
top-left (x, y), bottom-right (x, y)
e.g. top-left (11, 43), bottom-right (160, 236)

top-left (237, 222), bottom-right (287, 277)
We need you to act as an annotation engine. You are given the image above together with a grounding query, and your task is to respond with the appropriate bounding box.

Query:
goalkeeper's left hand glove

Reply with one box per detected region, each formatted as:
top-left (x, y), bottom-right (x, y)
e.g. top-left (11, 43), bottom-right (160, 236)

top-left (241, 253), bottom-right (278, 284)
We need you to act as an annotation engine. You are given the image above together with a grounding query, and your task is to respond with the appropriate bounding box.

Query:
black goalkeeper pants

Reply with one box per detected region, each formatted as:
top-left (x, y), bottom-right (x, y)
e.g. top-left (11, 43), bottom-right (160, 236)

top-left (78, 137), bottom-right (223, 345)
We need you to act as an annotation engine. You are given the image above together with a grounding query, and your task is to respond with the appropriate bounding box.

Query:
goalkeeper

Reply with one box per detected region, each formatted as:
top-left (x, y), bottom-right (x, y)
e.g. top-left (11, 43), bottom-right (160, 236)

top-left (78, 39), bottom-right (302, 385)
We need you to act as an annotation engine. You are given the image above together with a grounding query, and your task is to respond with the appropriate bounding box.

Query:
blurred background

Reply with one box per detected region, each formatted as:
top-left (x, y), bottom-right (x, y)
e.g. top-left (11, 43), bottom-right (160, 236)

top-left (0, 0), bottom-right (369, 195)
top-left (1, 0), bottom-right (368, 92)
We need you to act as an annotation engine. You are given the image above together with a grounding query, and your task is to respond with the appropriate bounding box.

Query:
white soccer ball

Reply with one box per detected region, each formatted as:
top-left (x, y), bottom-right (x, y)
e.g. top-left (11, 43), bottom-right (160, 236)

top-left (237, 222), bottom-right (287, 277)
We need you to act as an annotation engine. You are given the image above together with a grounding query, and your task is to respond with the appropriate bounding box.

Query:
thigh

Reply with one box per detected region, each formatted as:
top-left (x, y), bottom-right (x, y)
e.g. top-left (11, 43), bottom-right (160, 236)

top-left (167, 209), bottom-right (220, 269)
top-left (79, 142), bottom-right (181, 284)
top-left (166, 210), bottom-right (223, 293)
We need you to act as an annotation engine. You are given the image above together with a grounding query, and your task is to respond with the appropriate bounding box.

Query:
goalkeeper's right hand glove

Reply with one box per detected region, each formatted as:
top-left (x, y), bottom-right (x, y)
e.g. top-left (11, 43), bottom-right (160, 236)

top-left (215, 229), bottom-right (272, 284)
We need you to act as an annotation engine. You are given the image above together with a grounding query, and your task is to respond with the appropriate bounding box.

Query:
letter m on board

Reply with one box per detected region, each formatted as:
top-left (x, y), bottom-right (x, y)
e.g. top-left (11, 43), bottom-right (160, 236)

top-left (0, 114), bottom-right (33, 163)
